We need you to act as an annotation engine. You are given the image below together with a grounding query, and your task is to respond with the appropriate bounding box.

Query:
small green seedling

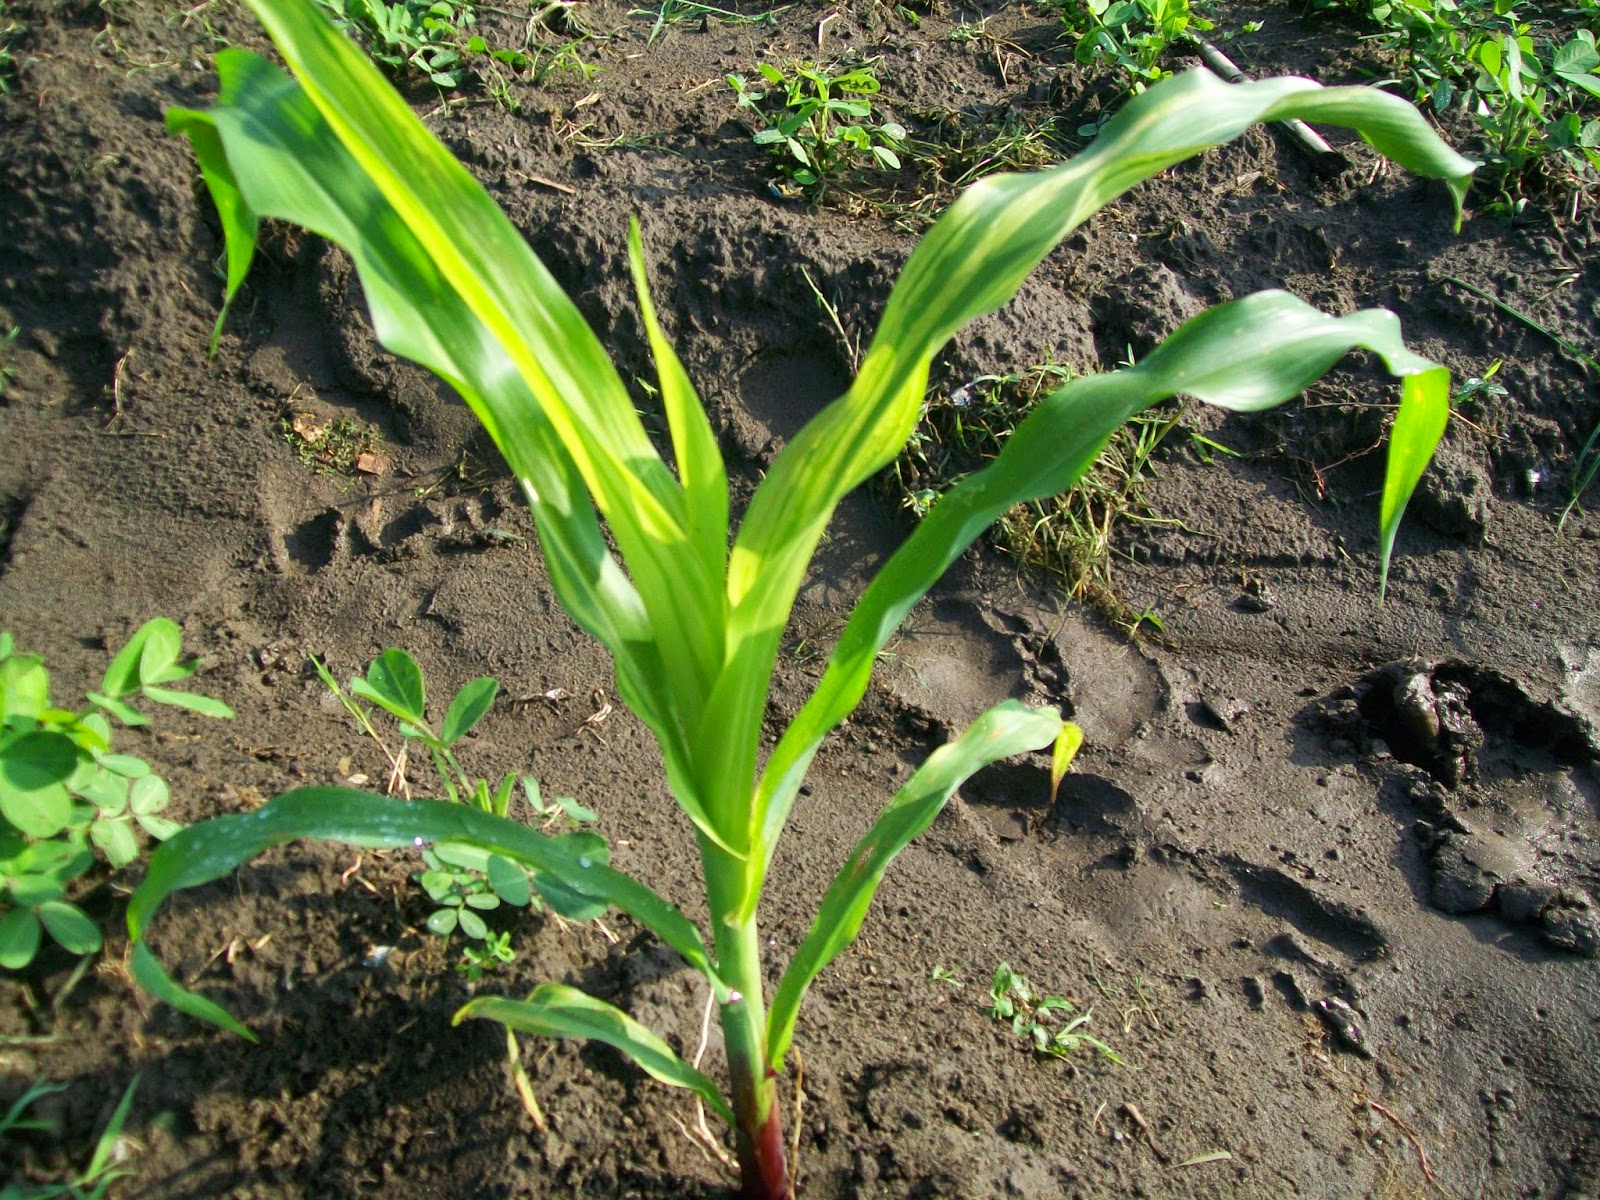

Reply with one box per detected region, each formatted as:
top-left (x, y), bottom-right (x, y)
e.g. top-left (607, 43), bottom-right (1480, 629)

top-left (988, 962), bottom-right (1129, 1065)
top-left (929, 963), bottom-right (964, 988)
top-left (0, 2), bottom-right (18, 95)
top-left (314, 0), bottom-right (476, 86)
top-left (631, 0), bottom-right (792, 46)
top-left (0, 621), bottom-right (232, 971)
top-left (728, 60), bottom-right (906, 194)
top-left (1056, 0), bottom-right (1214, 102)
top-left (1359, 0), bottom-right (1600, 208)
top-left (0, 1075), bottom-right (140, 1199)
top-left (0, 326), bottom-right (19, 395)
top-left (315, 649), bottom-right (602, 975)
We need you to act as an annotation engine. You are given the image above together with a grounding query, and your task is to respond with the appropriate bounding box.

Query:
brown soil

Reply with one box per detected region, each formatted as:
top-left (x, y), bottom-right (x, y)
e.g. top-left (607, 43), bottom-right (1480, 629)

top-left (2, 0), bottom-right (1599, 1197)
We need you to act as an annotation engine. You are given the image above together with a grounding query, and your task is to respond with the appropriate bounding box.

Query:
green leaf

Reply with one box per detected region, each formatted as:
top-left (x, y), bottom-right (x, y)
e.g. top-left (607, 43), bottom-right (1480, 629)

top-left (141, 687), bottom-right (236, 719)
top-left (101, 620), bottom-right (172, 700)
top-left (0, 654), bottom-right (48, 724)
top-left (17, 839), bottom-right (92, 882)
top-left (427, 907), bottom-right (459, 935)
top-left (457, 907), bottom-right (488, 938)
top-left (532, 830), bottom-right (610, 919)
top-left (135, 813), bottom-right (183, 842)
top-left (129, 775), bottom-right (171, 816)
top-left (627, 218), bottom-right (729, 603)
top-left (9, 873), bottom-right (65, 905)
top-left (463, 891), bottom-right (500, 911)
top-left (38, 900), bottom-right (102, 955)
top-left (552, 793), bottom-right (597, 824)
top-left (350, 649), bottom-right (427, 725)
top-left (766, 700), bottom-right (1063, 1069)
top-left (87, 692), bottom-right (149, 727)
top-left (100, 754), bottom-right (152, 779)
top-left (92, 817), bottom-right (141, 868)
top-left (0, 731), bottom-right (79, 837)
top-left (456, 985), bottom-right (734, 1124)
top-left (126, 789), bottom-right (726, 1033)
top-left (440, 676), bottom-right (498, 745)
top-left (75, 766), bottom-right (131, 814)
top-left (753, 292), bottom-right (1452, 909)
top-left (487, 854), bottom-right (531, 905)
top-left (131, 942), bottom-right (256, 1040)
top-left (0, 906), bottom-right (42, 969)
top-left (135, 619), bottom-right (187, 686)
top-left (168, 105), bottom-right (259, 353)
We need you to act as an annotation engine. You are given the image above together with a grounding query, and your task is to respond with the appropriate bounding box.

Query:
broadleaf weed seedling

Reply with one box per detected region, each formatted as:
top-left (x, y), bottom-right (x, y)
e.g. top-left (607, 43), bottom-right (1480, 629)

top-left (1353, 0), bottom-right (1600, 209)
top-left (728, 59), bottom-right (907, 196)
top-left (314, 648), bottom-right (601, 976)
top-left (131, 2), bottom-right (1471, 1193)
top-left (0, 621), bottom-right (232, 972)
top-left (1051, 0), bottom-right (1215, 103)
top-left (988, 962), bottom-right (1130, 1065)
top-left (314, 0), bottom-right (476, 86)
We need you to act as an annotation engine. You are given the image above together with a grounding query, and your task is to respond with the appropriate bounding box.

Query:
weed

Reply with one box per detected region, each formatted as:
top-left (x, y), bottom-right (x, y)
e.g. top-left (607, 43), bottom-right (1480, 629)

top-left (729, 60), bottom-right (906, 195)
top-left (314, 649), bottom-right (601, 976)
top-left (0, 622), bottom-right (232, 972)
top-left (1354, 0), bottom-right (1600, 208)
top-left (0, 1075), bottom-right (140, 1199)
top-left (987, 962), bottom-right (1130, 1064)
top-left (314, 0), bottom-right (476, 86)
top-left (1051, 0), bottom-right (1215, 101)
top-left (630, 0), bottom-right (792, 45)
top-left (929, 963), bottom-right (964, 987)
top-left (135, 5), bottom-right (1468, 1195)
top-left (0, 326), bottom-right (18, 396)
top-left (0, 2), bottom-right (17, 94)
top-left (911, 108), bottom-right (1069, 191)
top-left (896, 364), bottom-right (1213, 621)
top-left (279, 411), bottom-right (379, 474)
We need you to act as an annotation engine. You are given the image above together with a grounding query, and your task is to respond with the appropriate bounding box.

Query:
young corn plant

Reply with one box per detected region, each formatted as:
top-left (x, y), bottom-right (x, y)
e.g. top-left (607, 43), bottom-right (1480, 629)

top-left (127, 0), bottom-right (1472, 1194)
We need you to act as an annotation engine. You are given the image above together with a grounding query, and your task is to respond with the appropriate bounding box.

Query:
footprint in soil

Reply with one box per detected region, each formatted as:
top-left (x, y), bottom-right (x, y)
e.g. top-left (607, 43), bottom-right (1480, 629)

top-left (1320, 660), bottom-right (1600, 957)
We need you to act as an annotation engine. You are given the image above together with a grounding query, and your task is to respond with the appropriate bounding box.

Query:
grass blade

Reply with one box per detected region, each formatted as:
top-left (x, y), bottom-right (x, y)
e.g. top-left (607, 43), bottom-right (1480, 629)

top-left (708, 68), bottom-right (1474, 880)
top-left (755, 292), bottom-right (1449, 883)
top-left (173, 42), bottom-right (733, 849)
top-left (127, 789), bottom-right (726, 1033)
top-left (766, 700), bottom-right (1063, 1069)
top-left (458, 985), bottom-right (735, 1125)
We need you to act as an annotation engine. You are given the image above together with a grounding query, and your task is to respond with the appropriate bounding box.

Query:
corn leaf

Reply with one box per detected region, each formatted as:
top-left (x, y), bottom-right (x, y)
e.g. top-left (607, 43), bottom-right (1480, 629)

top-left (126, 789), bottom-right (726, 1034)
top-left (707, 68), bottom-right (1475, 881)
top-left (240, 0), bottom-right (725, 722)
top-left (766, 700), bottom-right (1064, 1069)
top-left (753, 292), bottom-right (1451, 890)
top-left (170, 39), bottom-right (733, 851)
top-left (458, 985), bottom-right (735, 1126)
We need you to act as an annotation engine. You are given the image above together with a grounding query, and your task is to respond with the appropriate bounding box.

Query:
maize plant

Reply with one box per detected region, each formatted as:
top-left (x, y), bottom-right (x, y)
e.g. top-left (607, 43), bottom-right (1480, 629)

top-left (127, 0), bottom-right (1474, 1194)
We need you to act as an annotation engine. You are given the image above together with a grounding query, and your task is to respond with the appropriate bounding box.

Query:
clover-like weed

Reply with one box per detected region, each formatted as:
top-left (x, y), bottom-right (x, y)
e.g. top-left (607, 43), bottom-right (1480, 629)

top-left (729, 60), bottom-right (906, 195)
top-left (0, 621), bottom-right (232, 971)
top-left (314, 0), bottom-right (476, 86)
top-left (1053, 0), bottom-right (1214, 100)
top-left (315, 649), bottom-right (601, 976)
